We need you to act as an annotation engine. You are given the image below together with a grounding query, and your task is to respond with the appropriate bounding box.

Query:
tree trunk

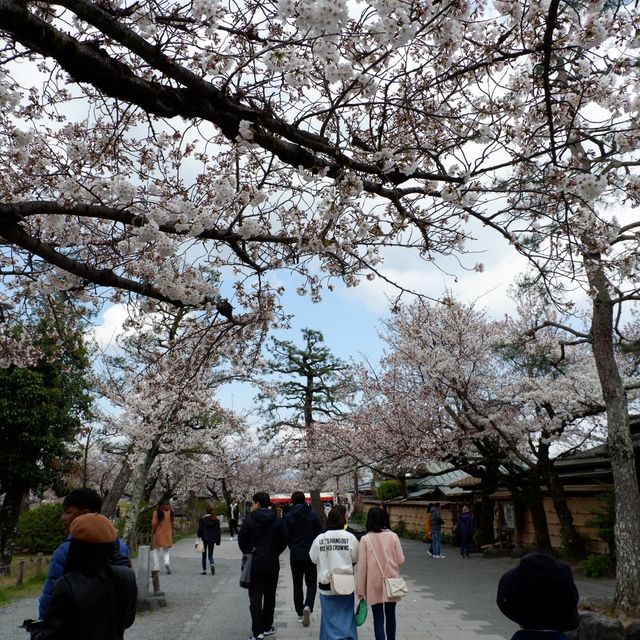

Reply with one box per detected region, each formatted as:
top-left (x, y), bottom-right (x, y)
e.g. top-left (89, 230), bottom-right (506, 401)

top-left (310, 488), bottom-right (326, 529)
top-left (525, 473), bottom-right (552, 552)
top-left (539, 443), bottom-right (585, 557)
top-left (122, 446), bottom-right (158, 548)
top-left (0, 481), bottom-right (28, 574)
top-left (479, 488), bottom-right (496, 546)
top-left (588, 258), bottom-right (640, 611)
top-left (143, 470), bottom-right (159, 503)
top-left (504, 470), bottom-right (552, 551)
top-left (221, 478), bottom-right (233, 521)
top-left (101, 460), bottom-right (132, 519)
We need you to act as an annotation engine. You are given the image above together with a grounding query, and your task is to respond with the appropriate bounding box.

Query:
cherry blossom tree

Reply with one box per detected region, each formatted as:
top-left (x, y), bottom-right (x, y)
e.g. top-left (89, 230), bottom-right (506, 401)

top-left (2, 0), bottom-right (640, 608)
top-left (357, 296), bottom-right (637, 554)
top-left (97, 303), bottom-right (266, 544)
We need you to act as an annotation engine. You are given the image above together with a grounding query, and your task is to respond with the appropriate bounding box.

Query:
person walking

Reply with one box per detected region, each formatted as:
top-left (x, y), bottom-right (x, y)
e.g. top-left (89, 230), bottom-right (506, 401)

top-left (496, 553), bottom-right (579, 639)
top-left (309, 506), bottom-right (359, 640)
top-left (423, 503), bottom-right (433, 557)
top-left (33, 513), bottom-right (137, 640)
top-left (357, 506), bottom-right (405, 640)
top-left (39, 488), bottom-right (130, 620)
top-left (457, 506), bottom-right (474, 558)
top-left (197, 506), bottom-right (221, 575)
top-left (229, 501), bottom-right (240, 540)
top-left (238, 492), bottom-right (288, 640)
top-left (284, 491), bottom-right (322, 627)
top-left (151, 499), bottom-right (175, 575)
top-left (429, 503), bottom-right (445, 559)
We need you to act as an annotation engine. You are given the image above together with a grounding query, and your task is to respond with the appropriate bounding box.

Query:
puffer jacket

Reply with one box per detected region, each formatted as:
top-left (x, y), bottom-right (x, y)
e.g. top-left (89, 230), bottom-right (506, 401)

top-left (284, 503), bottom-right (322, 562)
top-left (34, 565), bottom-right (137, 640)
top-left (197, 514), bottom-right (221, 544)
top-left (238, 507), bottom-right (288, 573)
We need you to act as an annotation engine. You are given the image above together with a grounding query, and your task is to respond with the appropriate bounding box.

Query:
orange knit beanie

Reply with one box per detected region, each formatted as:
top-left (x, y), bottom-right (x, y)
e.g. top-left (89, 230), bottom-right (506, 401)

top-left (70, 513), bottom-right (117, 544)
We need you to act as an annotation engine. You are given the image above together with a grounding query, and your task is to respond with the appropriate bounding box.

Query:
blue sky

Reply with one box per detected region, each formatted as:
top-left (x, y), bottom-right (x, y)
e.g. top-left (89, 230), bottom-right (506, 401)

top-left (93, 223), bottom-right (533, 420)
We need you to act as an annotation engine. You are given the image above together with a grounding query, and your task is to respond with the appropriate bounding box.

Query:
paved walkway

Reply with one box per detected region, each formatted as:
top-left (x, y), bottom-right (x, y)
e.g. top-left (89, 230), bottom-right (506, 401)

top-left (1, 536), bottom-right (615, 640)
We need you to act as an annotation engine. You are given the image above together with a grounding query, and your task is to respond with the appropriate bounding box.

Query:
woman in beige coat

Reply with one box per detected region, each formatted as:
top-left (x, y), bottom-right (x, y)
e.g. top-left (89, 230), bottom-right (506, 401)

top-left (151, 500), bottom-right (175, 574)
top-left (356, 507), bottom-right (405, 640)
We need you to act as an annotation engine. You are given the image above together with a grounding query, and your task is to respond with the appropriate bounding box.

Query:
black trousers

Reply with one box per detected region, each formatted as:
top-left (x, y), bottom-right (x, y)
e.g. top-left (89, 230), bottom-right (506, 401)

top-left (229, 518), bottom-right (239, 537)
top-left (290, 558), bottom-right (317, 615)
top-left (248, 570), bottom-right (279, 636)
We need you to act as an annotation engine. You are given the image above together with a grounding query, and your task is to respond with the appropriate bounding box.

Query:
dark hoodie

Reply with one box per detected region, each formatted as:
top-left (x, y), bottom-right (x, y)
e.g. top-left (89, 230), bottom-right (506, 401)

top-left (457, 512), bottom-right (474, 542)
top-left (284, 504), bottom-right (322, 562)
top-left (238, 508), bottom-right (288, 573)
top-left (197, 514), bottom-right (221, 544)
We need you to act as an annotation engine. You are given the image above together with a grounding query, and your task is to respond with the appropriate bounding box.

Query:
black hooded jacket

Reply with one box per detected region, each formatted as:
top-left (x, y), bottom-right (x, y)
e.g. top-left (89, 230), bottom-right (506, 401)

top-left (284, 504), bottom-right (322, 562)
top-left (197, 514), bottom-right (221, 544)
top-left (238, 507), bottom-right (288, 574)
top-left (34, 565), bottom-right (137, 640)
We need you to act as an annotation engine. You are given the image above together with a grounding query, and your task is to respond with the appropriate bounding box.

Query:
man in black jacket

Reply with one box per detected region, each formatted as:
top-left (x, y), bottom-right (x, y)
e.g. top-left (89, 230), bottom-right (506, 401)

top-left (238, 492), bottom-right (288, 640)
top-left (283, 491), bottom-right (321, 627)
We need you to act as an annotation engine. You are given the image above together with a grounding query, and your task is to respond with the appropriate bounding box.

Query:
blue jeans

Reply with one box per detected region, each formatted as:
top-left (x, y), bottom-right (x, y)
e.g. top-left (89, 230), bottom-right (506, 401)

top-left (372, 602), bottom-right (396, 640)
top-left (431, 528), bottom-right (441, 557)
top-left (201, 542), bottom-right (215, 570)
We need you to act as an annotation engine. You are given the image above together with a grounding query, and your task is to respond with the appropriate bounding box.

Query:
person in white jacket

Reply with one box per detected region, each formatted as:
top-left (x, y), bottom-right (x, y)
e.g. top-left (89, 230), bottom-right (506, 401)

top-left (309, 507), bottom-right (359, 640)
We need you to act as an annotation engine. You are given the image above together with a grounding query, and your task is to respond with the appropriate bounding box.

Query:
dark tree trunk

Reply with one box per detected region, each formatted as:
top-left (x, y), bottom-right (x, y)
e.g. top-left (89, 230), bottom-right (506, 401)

top-left (503, 469), bottom-right (552, 552)
top-left (143, 471), bottom-right (159, 503)
top-left (539, 444), bottom-right (585, 557)
top-left (479, 490), bottom-right (495, 546)
top-left (0, 481), bottom-right (28, 574)
top-left (525, 475), bottom-right (552, 552)
top-left (310, 489), bottom-right (326, 529)
top-left (221, 478), bottom-right (233, 522)
top-left (588, 258), bottom-right (640, 611)
top-left (101, 460), bottom-right (132, 519)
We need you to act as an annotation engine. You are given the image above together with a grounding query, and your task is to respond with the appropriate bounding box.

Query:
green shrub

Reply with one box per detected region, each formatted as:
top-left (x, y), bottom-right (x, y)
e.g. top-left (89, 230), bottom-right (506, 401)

top-left (213, 501), bottom-right (227, 516)
top-left (16, 504), bottom-right (65, 553)
top-left (376, 480), bottom-right (402, 501)
top-left (580, 553), bottom-right (614, 578)
top-left (392, 519), bottom-right (408, 538)
top-left (352, 511), bottom-right (366, 526)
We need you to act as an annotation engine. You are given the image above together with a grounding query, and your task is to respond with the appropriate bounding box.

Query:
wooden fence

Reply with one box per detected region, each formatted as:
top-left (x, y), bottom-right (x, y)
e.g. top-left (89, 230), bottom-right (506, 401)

top-left (0, 552), bottom-right (50, 586)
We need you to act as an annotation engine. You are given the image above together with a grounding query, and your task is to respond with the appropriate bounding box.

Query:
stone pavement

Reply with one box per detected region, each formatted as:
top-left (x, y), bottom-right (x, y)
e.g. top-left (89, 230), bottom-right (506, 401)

top-left (0, 535), bottom-right (615, 640)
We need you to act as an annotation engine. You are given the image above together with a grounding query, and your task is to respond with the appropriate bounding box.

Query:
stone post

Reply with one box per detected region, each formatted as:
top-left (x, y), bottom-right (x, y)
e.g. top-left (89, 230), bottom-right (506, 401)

top-left (136, 545), bottom-right (151, 598)
top-left (135, 545), bottom-right (166, 611)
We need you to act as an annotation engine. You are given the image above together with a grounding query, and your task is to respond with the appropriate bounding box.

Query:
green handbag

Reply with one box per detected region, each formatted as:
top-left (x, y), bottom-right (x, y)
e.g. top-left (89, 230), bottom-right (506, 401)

top-left (355, 598), bottom-right (368, 626)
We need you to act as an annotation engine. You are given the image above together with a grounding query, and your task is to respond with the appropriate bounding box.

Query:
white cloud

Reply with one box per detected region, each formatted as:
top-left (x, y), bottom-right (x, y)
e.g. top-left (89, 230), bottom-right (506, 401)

top-left (339, 243), bottom-right (530, 318)
top-left (92, 304), bottom-right (128, 351)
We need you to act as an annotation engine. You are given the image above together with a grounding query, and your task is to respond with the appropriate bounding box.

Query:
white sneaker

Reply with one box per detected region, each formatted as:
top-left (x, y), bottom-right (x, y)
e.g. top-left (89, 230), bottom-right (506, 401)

top-left (297, 616), bottom-right (304, 624)
top-left (302, 606), bottom-right (311, 627)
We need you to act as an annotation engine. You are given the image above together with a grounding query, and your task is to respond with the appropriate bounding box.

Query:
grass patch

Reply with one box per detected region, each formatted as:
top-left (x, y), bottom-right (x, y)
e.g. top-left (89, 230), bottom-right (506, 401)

top-left (0, 576), bottom-right (45, 606)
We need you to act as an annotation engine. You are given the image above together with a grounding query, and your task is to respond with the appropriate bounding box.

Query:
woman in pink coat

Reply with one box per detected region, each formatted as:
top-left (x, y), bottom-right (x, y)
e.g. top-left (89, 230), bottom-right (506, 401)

top-left (356, 507), bottom-right (405, 640)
